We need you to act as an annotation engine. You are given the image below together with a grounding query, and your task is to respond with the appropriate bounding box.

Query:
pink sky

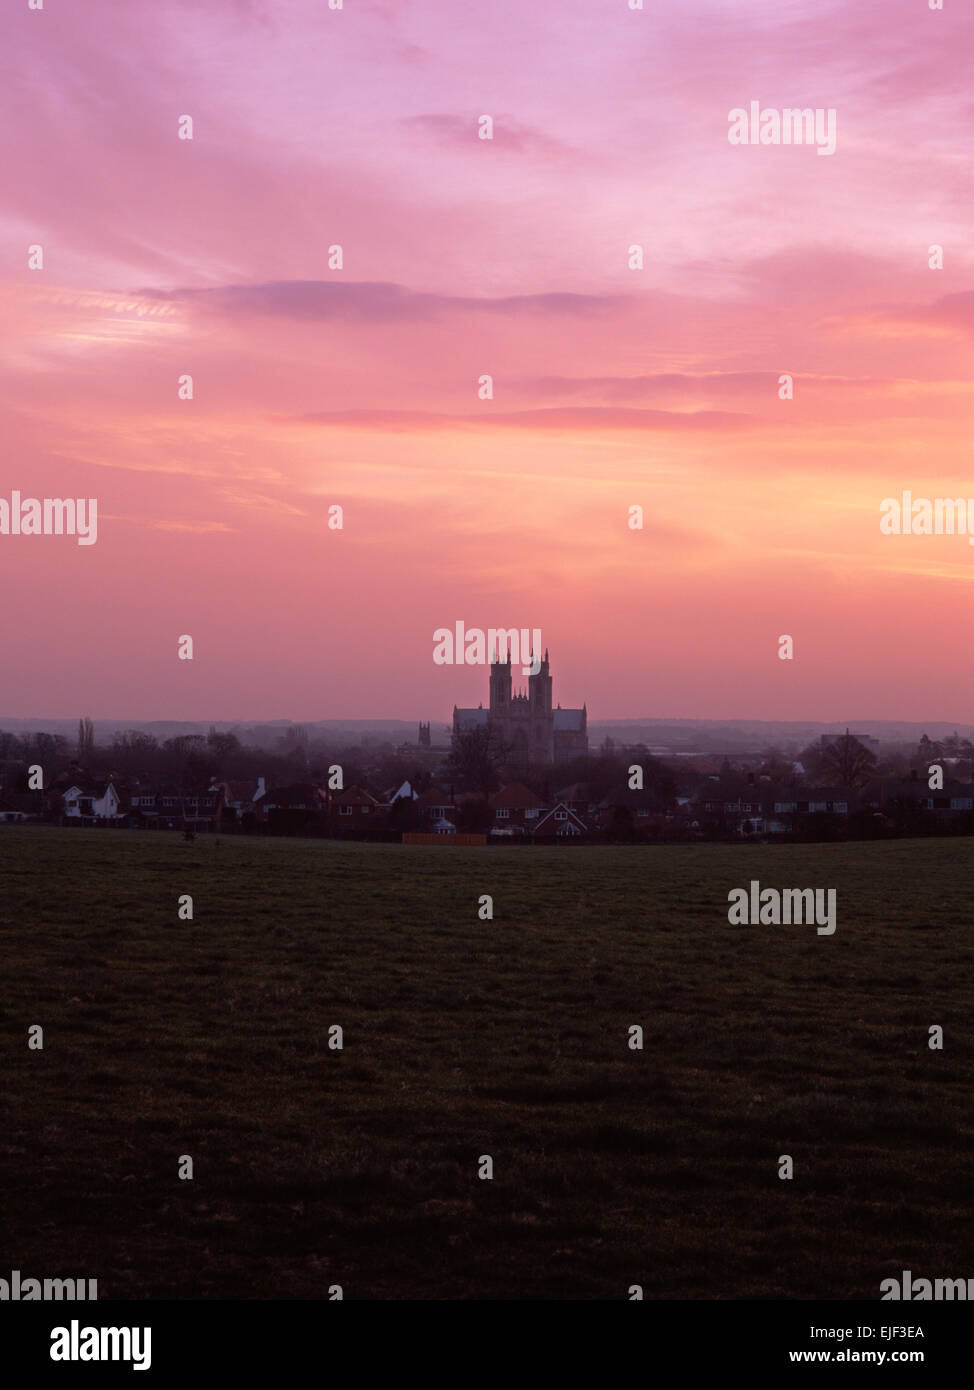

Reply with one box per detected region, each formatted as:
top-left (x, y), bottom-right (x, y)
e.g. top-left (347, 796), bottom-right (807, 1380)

top-left (1, 0), bottom-right (972, 723)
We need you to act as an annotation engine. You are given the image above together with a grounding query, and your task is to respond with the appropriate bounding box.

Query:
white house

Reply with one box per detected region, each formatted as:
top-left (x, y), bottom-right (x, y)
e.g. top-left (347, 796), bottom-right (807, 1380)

top-left (62, 782), bottom-right (121, 821)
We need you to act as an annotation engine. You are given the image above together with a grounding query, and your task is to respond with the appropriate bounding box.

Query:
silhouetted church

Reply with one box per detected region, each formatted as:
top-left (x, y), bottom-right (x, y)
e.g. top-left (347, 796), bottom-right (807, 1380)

top-left (453, 647), bottom-right (587, 766)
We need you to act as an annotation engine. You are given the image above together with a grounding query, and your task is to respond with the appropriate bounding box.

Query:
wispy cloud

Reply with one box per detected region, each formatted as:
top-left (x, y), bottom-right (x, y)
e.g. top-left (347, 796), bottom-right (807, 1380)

top-left (283, 406), bottom-right (759, 433)
top-left (141, 280), bottom-right (620, 323)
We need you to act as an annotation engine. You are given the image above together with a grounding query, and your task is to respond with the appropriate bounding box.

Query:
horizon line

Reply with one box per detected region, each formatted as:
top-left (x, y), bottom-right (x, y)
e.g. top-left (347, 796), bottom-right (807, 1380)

top-left (2, 713), bottom-right (973, 730)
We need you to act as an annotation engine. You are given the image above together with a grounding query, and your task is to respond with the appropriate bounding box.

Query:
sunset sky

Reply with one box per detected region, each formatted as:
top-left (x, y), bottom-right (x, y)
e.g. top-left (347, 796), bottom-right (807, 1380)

top-left (2, 0), bottom-right (972, 723)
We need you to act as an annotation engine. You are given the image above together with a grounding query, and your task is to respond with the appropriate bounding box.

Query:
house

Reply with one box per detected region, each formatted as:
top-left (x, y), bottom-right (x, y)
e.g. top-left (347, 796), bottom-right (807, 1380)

top-left (488, 782), bottom-right (547, 832)
top-left (798, 790), bottom-right (852, 818)
top-left (415, 787), bottom-right (459, 828)
top-left (534, 803), bottom-right (587, 838)
top-left (128, 783), bottom-right (177, 823)
top-left (553, 782), bottom-right (597, 822)
top-left (62, 780), bottom-right (123, 823)
top-left (861, 776), bottom-right (974, 821)
top-left (262, 784), bottom-right (328, 813)
top-left (693, 783), bottom-right (854, 837)
top-left (259, 783), bottom-right (330, 835)
top-left (597, 784), bottom-right (666, 835)
top-left (126, 782), bottom-right (220, 829)
top-left (208, 777), bottom-right (266, 823)
top-left (180, 790), bottom-right (220, 828)
top-left (331, 784), bottom-right (382, 830)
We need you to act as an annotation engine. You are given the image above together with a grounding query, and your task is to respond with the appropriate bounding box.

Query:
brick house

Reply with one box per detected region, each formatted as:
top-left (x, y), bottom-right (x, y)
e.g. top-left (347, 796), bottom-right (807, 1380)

top-left (488, 782), bottom-right (547, 833)
top-left (331, 784), bottom-right (383, 830)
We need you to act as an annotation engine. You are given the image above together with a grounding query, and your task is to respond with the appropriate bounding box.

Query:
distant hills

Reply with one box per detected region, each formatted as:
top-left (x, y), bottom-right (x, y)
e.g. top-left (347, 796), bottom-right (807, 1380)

top-left (589, 718), bottom-right (974, 752)
top-left (1, 715), bottom-right (972, 752)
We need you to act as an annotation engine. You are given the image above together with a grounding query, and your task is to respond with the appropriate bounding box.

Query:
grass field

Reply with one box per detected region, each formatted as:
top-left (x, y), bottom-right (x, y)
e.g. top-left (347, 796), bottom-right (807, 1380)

top-left (2, 826), bottom-right (972, 1300)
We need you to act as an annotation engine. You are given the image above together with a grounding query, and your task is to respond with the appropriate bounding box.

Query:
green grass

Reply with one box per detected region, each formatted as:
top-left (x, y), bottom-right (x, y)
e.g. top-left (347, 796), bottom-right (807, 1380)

top-left (2, 827), bottom-right (972, 1300)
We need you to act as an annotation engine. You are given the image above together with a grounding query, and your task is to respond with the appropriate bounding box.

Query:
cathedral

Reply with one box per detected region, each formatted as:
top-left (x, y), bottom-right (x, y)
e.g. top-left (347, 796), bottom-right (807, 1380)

top-left (453, 647), bottom-right (587, 766)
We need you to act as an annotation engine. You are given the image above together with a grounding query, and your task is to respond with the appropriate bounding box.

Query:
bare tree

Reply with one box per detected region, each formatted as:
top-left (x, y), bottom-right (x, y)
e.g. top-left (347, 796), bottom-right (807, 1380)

top-left (206, 728), bottom-right (242, 767)
top-left (801, 731), bottom-right (877, 789)
top-left (77, 717), bottom-right (95, 763)
top-left (445, 723), bottom-right (507, 799)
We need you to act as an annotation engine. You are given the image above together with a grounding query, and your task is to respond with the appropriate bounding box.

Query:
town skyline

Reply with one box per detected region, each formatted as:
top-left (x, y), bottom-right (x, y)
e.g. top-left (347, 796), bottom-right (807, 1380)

top-left (3, 711), bottom-right (974, 748)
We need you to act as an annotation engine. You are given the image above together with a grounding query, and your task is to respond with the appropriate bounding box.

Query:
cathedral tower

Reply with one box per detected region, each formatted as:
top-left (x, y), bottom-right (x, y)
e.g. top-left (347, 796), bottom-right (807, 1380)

top-left (489, 644), bottom-right (512, 712)
top-left (528, 648), bottom-right (552, 717)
